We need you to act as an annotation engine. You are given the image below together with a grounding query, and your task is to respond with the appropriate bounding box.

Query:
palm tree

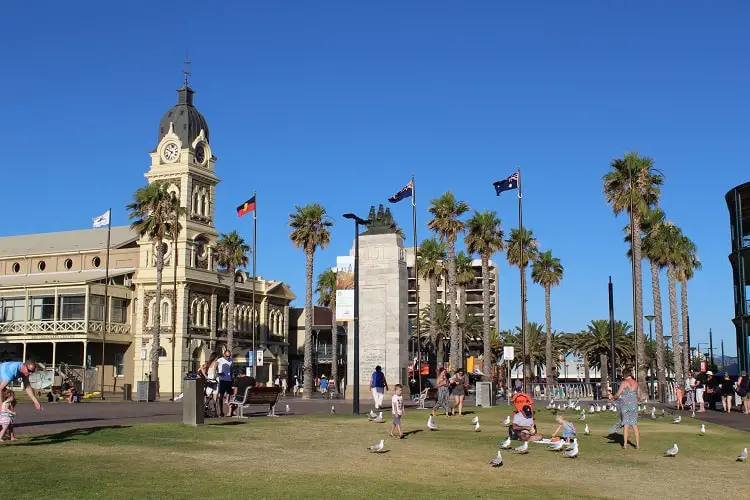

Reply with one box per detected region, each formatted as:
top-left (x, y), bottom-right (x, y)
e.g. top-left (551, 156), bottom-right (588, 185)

top-left (427, 192), bottom-right (470, 371)
top-left (315, 269), bottom-right (339, 389)
top-left (289, 203), bottom-right (333, 399)
top-left (662, 222), bottom-right (684, 388)
top-left (419, 303), bottom-right (450, 367)
top-left (417, 238), bottom-right (447, 368)
top-left (579, 320), bottom-right (634, 391)
top-left (505, 227), bottom-right (539, 383)
top-left (567, 333), bottom-right (591, 385)
top-left (127, 182), bottom-right (185, 384)
top-left (676, 234), bottom-right (700, 377)
top-left (531, 250), bottom-right (564, 383)
top-left (502, 322), bottom-right (563, 378)
top-left (216, 231), bottom-right (250, 353)
top-left (603, 151), bottom-right (664, 394)
top-left (465, 210), bottom-right (504, 377)
top-left (455, 251), bottom-right (475, 364)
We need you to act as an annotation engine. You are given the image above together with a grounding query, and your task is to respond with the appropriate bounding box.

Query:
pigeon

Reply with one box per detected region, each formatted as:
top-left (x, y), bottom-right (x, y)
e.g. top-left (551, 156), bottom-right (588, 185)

top-left (499, 436), bottom-right (512, 449)
top-left (368, 410), bottom-right (377, 419)
top-left (589, 405), bottom-right (595, 414)
top-left (664, 443), bottom-right (679, 457)
top-left (489, 450), bottom-right (504, 467)
top-left (286, 404), bottom-right (291, 414)
top-left (374, 411), bottom-right (384, 423)
top-left (584, 424), bottom-right (590, 435)
top-left (579, 412), bottom-right (586, 421)
top-left (699, 423), bottom-right (706, 435)
top-left (563, 440), bottom-right (579, 458)
top-left (331, 405), bottom-right (336, 414)
top-left (368, 439), bottom-right (385, 452)
top-left (472, 416), bottom-right (479, 425)
top-left (502, 415), bottom-right (511, 426)
top-left (515, 441), bottom-right (528, 454)
top-left (691, 410), bottom-right (696, 418)
top-left (672, 415), bottom-right (681, 424)
top-left (737, 448), bottom-right (748, 462)
top-left (547, 440), bottom-right (564, 451)
top-left (473, 421), bottom-right (481, 432)
top-left (427, 415), bottom-right (438, 431)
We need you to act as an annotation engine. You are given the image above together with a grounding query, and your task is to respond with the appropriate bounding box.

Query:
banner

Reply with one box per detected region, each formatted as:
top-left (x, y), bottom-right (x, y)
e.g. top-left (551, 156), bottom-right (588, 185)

top-left (335, 256), bottom-right (354, 321)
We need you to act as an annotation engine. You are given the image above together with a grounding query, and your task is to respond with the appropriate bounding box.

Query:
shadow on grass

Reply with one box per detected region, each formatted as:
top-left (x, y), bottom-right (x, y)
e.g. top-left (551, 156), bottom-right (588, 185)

top-left (209, 421), bottom-right (247, 426)
top-left (605, 433), bottom-right (633, 448)
top-left (402, 430), bottom-right (423, 438)
top-left (15, 417), bottom-right (104, 429)
top-left (14, 425), bottom-right (132, 447)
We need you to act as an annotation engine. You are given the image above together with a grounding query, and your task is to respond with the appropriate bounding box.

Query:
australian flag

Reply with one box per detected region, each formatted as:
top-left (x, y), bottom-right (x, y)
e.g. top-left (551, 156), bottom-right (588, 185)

top-left (493, 172), bottom-right (519, 196)
top-left (388, 180), bottom-right (414, 203)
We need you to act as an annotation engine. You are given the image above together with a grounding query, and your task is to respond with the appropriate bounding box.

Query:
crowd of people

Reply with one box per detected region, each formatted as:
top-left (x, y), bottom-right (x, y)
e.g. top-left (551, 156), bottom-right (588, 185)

top-left (680, 370), bottom-right (749, 414)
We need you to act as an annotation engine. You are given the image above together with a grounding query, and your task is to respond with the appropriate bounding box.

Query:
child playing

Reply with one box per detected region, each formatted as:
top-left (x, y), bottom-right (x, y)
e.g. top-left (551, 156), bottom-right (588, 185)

top-left (0, 388), bottom-right (17, 441)
top-left (551, 415), bottom-right (576, 443)
top-left (390, 384), bottom-right (405, 439)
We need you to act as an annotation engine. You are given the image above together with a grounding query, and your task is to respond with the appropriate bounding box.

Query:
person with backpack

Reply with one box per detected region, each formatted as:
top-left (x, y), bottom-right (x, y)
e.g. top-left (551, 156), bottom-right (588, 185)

top-left (370, 365), bottom-right (389, 410)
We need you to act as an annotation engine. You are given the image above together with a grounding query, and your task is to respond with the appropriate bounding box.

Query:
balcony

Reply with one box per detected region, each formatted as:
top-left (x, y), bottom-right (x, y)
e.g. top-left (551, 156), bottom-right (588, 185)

top-left (0, 320), bottom-right (131, 336)
top-left (313, 343), bottom-right (346, 362)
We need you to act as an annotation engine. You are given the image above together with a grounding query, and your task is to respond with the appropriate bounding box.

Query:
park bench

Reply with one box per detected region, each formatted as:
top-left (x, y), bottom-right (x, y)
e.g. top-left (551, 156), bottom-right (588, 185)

top-left (230, 386), bottom-right (282, 418)
top-left (418, 388), bottom-right (438, 409)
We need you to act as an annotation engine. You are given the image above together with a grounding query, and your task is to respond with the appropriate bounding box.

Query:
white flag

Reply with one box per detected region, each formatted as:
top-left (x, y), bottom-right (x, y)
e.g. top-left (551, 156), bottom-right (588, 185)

top-left (93, 210), bottom-right (111, 229)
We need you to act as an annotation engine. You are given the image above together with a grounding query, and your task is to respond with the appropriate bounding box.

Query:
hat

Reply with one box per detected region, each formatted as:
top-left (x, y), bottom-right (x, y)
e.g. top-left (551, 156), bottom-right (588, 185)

top-left (706, 371), bottom-right (713, 375)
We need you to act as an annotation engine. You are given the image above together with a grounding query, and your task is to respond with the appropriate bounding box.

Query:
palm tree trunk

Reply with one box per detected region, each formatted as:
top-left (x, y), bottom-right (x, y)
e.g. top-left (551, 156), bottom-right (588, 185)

top-left (651, 261), bottom-right (667, 401)
top-left (459, 285), bottom-right (467, 359)
top-left (302, 250), bottom-right (314, 399)
top-left (227, 265), bottom-right (236, 352)
top-left (430, 278), bottom-right (439, 366)
top-left (331, 295), bottom-right (338, 392)
top-left (447, 238), bottom-right (459, 371)
top-left (680, 278), bottom-right (690, 378)
top-left (600, 353), bottom-right (609, 392)
top-left (667, 264), bottom-right (683, 390)
top-left (631, 216), bottom-right (647, 396)
top-left (522, 265), bottom-right (532, 384)
top-left (152, 239), bottom-right (164, 385)
top-left (583, 354), bottom-right (590, 385)
top-left (481, 254), bottom-right (492, 377)
top-left (545, 285), bottom-right (553, 384)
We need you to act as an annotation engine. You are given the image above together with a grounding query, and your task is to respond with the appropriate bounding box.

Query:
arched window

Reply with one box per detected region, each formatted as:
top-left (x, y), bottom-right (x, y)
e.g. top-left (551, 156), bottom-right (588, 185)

top-left (162, 301), bottom-right (170, 326)
top-left (158, 346), bottom-right (167, 357)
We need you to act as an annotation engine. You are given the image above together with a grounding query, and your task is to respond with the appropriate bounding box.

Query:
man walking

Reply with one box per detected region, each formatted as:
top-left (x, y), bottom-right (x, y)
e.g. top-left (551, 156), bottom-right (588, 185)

top-left (370, 365), bottom-right (388, 410)
top-left (216, 351), bottom-right (233, 417)
top-left (0, 360), bottom-right (42, 412)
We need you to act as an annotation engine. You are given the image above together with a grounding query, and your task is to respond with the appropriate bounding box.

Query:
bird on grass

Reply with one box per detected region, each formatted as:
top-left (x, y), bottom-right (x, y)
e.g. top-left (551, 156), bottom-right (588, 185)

top-left (368, 439), bottom-right (385, 453)
top-left (286, 405), bottom-right (291, 414)
top-left (489, 450), bottom-right (504, 467)
top-left (427, 415), bottom-right (438, 431)
top-left (564, 438), bottom-right (577, 451)
top-left (473, 421), bottom-right (481, 432)
top-left (661, 408), bottom-right (666, 417)
top-left (584, 424), bottom-right (590, 436)
top-left (547, 440), bottom-right (564, 451)
top-left (502, 415), bottom-right (511, 426)
top-left (368, 410), bottom-right (377, 419)
top-left (664, 443), bottom-right (679, 457)
top-left (699, 424), bottom-right (706, 435)
top-left (472, 415), bottom-right (479, 425)
top-left (588, 405), bottom-right (595, 414)
top-left (650, 408), bottom-right (657, 420)
top-left (673, 415), bottom-right (681, 424)
top-left (514, 441), bottom-right (529, 454)
top-left (499, 436), bottom-right (512, 449)
top-left (563, 440), bottom-right (578, 458)
top-left (331, 405), bottom-right (336, 414)
top-left (737, 448), bottom-right (748, 462)
top-left (374, 411), bottom-right (384, 423)
top-left (579, 412), bottom-right (586, 421)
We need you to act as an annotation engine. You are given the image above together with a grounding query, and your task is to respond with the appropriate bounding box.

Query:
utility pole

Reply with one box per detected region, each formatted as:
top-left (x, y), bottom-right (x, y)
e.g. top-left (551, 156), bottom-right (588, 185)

top-left (709, 328), bottom-right (714, 367)
top-left (721, 339), bottom-right (725, 371)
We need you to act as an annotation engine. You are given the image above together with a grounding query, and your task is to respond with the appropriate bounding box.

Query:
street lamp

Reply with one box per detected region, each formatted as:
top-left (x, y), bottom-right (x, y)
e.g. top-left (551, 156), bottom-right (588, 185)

top-left (343, 213), bottom-right (370, 415)
top-left (645, 314), bottom-right (655, 400)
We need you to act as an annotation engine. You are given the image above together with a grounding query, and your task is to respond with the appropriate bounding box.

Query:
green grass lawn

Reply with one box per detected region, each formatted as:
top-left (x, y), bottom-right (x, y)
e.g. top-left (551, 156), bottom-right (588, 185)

top-left (3, 406), bottom-right (747, 499)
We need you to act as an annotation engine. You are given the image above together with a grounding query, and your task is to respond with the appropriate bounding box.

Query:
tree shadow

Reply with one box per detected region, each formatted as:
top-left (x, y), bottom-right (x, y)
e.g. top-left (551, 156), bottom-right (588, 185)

top-left (13, 425), bottom-right (132, 447)
top-left (209, 421), bottom-right (246, 426)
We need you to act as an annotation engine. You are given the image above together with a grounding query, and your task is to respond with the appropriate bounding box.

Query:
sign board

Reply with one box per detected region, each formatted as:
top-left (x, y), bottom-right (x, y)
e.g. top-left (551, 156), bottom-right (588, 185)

top-left (335, 256), bottom-right (355, 321)
top-left (140, 349), bottom-right (147, 361)
top-left (504, 346), bottom-right (515, 361)
top-left (700, 360), bottom-right (706, 372)
top-left (247, 352), bottom-right (254, 367)
top-left (256, 349), bottom-right (264, 367)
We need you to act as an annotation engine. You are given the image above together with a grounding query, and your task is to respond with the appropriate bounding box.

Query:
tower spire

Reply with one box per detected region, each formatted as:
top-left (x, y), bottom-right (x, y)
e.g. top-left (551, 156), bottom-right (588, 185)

top-left (183, 49), bottom-right (191, 87)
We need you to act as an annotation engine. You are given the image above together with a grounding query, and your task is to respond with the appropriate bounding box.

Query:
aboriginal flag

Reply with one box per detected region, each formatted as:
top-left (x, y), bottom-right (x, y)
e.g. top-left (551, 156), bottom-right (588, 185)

top-left (236, 196), bottom-right (256, 217)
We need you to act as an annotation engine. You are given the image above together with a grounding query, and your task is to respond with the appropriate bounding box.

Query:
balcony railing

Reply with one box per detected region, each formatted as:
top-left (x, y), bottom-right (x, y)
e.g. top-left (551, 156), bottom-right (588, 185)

top-left (0, 320), bottom-right (131, 336)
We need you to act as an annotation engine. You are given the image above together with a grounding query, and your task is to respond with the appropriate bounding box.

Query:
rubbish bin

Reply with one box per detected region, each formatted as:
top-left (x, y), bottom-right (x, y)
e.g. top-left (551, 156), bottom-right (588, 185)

top-left (183, 378), bottom-right (204, 426)
top-left (123, 384), bottom-right (132, 401)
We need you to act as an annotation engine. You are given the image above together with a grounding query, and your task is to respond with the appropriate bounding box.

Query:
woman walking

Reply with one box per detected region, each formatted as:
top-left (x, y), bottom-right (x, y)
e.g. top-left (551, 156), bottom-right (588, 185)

top-left (450, 368), bottom-right (469, 417)
top-left (721, 373), bottom-right (735, 413)
top-left (738, 371), bottom-right (750, 414)
top-left (431, 367), bottom-right (451, 417)
top-left (609, 369), bottom-right (641, 450)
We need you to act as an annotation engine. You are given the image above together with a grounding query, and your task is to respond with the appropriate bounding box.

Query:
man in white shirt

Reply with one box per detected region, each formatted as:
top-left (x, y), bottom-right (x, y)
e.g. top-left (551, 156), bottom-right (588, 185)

top-left (216, 351), bottom-right (233, 417)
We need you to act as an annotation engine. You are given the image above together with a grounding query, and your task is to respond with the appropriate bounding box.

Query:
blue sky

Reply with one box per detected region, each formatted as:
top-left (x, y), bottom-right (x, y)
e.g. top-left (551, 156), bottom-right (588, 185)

top-left (2, 2), bottom-right (747, 356)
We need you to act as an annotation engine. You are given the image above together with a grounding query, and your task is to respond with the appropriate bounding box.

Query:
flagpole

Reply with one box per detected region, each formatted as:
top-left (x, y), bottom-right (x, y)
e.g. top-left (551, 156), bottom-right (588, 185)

top-left (411, 174), bottom-right (421, 394)
top-left (100, 209), bottom-right (111, 400)
top-left (517, 166), bottom-right (527, 394)
top-left (251, 190), bottom-right (257, 379)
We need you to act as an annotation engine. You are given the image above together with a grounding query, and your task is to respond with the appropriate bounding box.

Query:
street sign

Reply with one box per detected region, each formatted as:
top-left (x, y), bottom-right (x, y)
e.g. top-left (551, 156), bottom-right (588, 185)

top-left (504, 346), bottom-right (515, 361)
top-left (256, 349), bottom-right (264, 367)
top-left (247, 352), bottom-right (254, 367)
top-left (140, 349), bottom-right (147, 360)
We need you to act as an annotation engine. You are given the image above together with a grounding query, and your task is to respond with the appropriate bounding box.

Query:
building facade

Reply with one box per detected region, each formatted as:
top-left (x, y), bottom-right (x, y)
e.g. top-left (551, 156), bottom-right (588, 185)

top-left (288, 306), bottom-right (346, 385)
top-left (727, 182), bottom-right (750, 372)
top-left (0, 81), bottom-right (295, 395)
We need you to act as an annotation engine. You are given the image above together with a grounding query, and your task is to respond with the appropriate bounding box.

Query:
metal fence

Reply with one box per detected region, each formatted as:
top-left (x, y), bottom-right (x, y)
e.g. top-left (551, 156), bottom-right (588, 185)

top-left (529, 380), bottom-right (678, 402)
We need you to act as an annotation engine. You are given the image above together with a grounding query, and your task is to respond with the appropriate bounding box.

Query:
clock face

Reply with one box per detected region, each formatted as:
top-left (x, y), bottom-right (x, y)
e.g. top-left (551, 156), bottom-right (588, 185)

top-left (195, 144), bottom-right (206, 164)
top-left (163, 142), bottom-right (180, 163)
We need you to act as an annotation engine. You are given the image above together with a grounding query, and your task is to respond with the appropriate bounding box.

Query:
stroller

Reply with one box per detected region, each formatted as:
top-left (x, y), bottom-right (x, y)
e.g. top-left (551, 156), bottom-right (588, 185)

top-left (508, 392), bottom-right (537, 439)
top-left (204, 380), bottom-right (218, 418)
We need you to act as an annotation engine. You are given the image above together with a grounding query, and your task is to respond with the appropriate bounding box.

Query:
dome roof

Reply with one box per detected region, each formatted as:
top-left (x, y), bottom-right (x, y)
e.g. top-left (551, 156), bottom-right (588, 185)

top-left (158, 85), bottom-right (209, 147)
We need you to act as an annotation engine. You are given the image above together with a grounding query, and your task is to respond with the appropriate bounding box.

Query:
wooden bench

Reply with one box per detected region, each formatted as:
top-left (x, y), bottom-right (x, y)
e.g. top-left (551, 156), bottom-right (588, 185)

top-left (418, 388), bottom-right (438, 409)
top-left (230, 387), bottom-right (282, 418)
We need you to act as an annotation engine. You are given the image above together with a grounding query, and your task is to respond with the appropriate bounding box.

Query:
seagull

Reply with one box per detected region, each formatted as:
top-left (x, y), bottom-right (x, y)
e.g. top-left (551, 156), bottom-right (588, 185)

top-left (579, 412), bottom-right (586, 421)
top-left (368, 439), bottom-right (385, 453)
top-left (563, 440), bottom-right (579, 458)
top-left (547, 440), bottom-right (564, 451)
top-left (661, 408), bottom-right (666, 417)
top-left (489, 450), bottom-right (504, 467)
top-left (651, 408), bottom-right (657, 420)
top-left (584, 424), bottom-right (590, 435)
top-left (564, 438), bottom-right (577, 450)
top-left (427, 415), bottom-right (438, 431)
top-left (374, 411), bottom-right (384, 423)
top-left (699, 423), bottom-right (706, 435)
top-left (611, 405), bottom-right (617, 413)
top-left (368, 410), bottom-right (377, 419)
top-left (595, 404), bottom-right (601, 413)
top-left (608, 423), bottom-right (622, 435)
top-left (502, 415), bottom-right (511, 426)
top-left (286, 404), bottom-right (291, 414)
top-left (575, 405), bottom-right (581, 412)
top-left (589, 405), bottom-right (595, 414)
top-left (473, 421), bottom-right (481, 432)
top-left (515, 441), bottom-right (529, 454)
top-left (499, 436), bottom-right (512, 449)
top-left (472, 416), bottom-right (480, 425)
top-left (737, 448), bottom-right (748, 462)
top-left (673, 415), bottom-right (681, 424)
top-left (664, 443), bottom-right (679, 457)
top-left (331, 405), bottom-right (336, 414)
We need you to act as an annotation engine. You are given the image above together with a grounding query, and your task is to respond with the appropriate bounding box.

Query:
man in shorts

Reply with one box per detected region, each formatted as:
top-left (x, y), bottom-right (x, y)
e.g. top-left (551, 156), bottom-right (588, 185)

top-left (0, 360), bottom-right (42, 411)
top-left (216, 351), bottom-right (233, 417)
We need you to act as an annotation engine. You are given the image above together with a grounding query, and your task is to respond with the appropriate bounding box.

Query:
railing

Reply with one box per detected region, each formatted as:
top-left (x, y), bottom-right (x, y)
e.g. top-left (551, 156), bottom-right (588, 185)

top-left (0, 320), bottom-right (130, 336)
top-left (530, 380), bottom-right (678, 402)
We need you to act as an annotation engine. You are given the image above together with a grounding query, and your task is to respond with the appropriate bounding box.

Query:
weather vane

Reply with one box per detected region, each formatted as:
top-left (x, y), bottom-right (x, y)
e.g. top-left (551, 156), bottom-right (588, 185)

top-left (183, 49), bottom-right (191, 86)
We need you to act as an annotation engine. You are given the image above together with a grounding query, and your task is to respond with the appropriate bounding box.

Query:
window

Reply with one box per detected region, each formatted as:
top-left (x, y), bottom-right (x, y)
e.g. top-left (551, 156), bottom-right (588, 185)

top-left (59, 295), bottom-right (85, 320)
top-left (38, 261), bottom-right (46, 271)
top-left (158, 347), bottom-right (167, 357)
top-left (64, 258), bottom-right (73, 270)
top-left (112, 298), bottom-right (128, 324)
top-left (29, 297), bottom-right (55, 321)
top-left (162, 301), bottom-right (170, 325)
top-left (89, 295), bottom-right (105, 321)
top-left (92, 256), bottom-right (101, 268)
top-left (11, 263), bottom-right (20, 274)
top-left (0, 298), bottom-right (24, 322)
top-left (114, 353), bottom-right (125, 377)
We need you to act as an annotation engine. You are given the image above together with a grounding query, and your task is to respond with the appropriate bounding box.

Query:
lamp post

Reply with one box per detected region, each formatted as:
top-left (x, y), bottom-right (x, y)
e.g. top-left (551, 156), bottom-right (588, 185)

top-left (645, 315), bottom-right (655, 400)
top-left (343, 213), bottom-right (370, 415)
